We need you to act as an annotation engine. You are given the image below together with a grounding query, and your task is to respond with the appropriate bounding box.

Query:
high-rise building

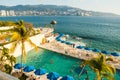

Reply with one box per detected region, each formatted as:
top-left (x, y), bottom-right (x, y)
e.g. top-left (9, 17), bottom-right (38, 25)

top-left (9, 10), bottom-right (15, 16)
top-left (6, 11), bottom-right (9, 16)
top-left (0, 10), bottom-right (15, 16)
top-left (0, 10), bottom-right (7, 16)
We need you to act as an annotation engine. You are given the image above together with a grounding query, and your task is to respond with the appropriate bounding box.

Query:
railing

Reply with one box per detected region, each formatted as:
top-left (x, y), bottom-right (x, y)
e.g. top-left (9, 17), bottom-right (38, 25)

top-left (0, 71), bottom-right (19, 80)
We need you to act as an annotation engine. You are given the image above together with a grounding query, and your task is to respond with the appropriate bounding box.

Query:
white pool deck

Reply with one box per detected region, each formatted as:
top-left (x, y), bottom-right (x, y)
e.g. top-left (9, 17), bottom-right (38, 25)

top-left (39, 40), bottom-right (120, 70)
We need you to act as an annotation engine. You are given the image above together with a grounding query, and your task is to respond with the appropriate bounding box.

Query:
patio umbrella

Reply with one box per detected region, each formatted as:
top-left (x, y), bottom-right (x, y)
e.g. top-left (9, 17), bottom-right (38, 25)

top-left (47, 72), bottom-right (60, 80)
top-left (23, 66), bottom-right (35, 72)
top-left (14, 63), bottom-right (25, 69)
top-left (65, 42), bottom-right (73, 45)
top-left (111, 52), bottom-right (120, 56)
top-left (61, 75), bottom-right (74, 80)
top-left (101, 50), bottom-right (109, 55)
top-left (76, 46), bottom-right (84, 49)
top-left (34, 69), bottom-right (47, 75)
top-left (56, 38), bottom-right (61, 41)
top-left (92, 48), bottom-right (101, 53)
top-left (61, 40), bottom-right (65, 43)
top-left (84, 47), bottom-right (92, 50)
top-left (59, 33), bottom-right (64, 37)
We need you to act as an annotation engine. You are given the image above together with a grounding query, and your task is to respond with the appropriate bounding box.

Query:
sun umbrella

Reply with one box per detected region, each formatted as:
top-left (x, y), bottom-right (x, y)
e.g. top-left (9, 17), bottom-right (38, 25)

top-left (65, 42), bottom-right (72, 45)
top-left (23, 66), bottom-right (35, 72)
top-left (56, 38), bottom-right (61, 41)
top-left (34, 69), bottom-right (47, 75)
top-left (111, 52), bottom-right (120, 56)
top-left (56, 37), bottom-right (60, 39)
top-left (84, 47), bottom-right (92, 50)
top-left (102, 50), bottom-right (109, 55)
top-left (61, 75), bottom-right (74, 80)
top-left (76, 46), bottom-right (84, 49)
top-left (61, 40), bottom-right (65, 43)
top-left (47, 72), bottom-right (60, 80)
top-left (59, 33), bottom-right (64, 37)
top-left (92, 48), bottom-right (101, 53)
top-left (14, 63), bottom-right (25, 69)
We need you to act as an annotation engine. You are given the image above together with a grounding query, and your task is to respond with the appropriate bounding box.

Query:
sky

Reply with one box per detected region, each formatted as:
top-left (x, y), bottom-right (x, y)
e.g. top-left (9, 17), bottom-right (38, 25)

top-left (0, 0), bottom-right (120, 15)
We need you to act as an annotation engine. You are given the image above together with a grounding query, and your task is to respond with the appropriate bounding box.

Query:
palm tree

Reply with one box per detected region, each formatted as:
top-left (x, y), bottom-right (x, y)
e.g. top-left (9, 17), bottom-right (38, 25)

top-left (84, 53), bottom-right (116, 80)
top-left (10, 20), bottom-right (38, 70)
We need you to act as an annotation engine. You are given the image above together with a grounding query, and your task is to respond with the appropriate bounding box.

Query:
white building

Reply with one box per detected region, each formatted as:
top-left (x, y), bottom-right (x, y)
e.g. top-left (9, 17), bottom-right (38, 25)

top-left (9, 10), bottom-right (15, 16)
top-left (0, 10), bottom-right (7, 16)
top-left (6, 11), bottom-right (9, 16)
top-left (0, 10), bottom-right (15, 16)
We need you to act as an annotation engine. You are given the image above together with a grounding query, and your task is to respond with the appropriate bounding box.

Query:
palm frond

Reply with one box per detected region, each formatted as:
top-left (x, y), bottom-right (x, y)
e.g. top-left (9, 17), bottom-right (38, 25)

top-left (84, 53), bottom-right (116, 80)
top-left (102, 73), bottom-right (115, 80)
top-left (9, 42), bottom-right (18, 54)
top-left (107, 65), bottom-right (116, 74)
top-left (27, 38), bottom-right (38, 52)
top-left (106, 56), bottom-right (114, 61)
top-left (10, 32), bottom-right (20, 42)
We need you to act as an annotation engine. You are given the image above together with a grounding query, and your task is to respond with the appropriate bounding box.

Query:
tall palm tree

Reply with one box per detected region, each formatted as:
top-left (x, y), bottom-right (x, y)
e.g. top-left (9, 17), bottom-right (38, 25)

top-left (10, 20), bottom-right (38, 69)
top-left (84, 53), bottom-right (116, 80)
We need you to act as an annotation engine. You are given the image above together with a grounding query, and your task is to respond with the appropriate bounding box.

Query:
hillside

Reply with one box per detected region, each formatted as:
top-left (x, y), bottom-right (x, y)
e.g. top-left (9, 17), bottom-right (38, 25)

top-left (0, 5), bottom-right (119, 16)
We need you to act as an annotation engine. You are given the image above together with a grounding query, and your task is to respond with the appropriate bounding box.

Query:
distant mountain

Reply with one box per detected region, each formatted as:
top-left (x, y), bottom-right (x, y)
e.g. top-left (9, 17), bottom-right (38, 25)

top-left (0, 5), bottom-right (119, 16)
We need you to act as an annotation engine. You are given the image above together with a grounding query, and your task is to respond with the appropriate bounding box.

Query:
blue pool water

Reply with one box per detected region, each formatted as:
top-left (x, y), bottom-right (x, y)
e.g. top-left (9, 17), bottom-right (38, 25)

top-left (17, 48), bottom-right (120, 80)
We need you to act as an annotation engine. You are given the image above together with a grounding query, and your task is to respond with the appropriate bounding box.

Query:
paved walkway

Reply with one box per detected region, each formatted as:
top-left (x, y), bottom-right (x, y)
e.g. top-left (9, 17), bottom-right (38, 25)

top-left (0, 71), bottom-right (19, 80)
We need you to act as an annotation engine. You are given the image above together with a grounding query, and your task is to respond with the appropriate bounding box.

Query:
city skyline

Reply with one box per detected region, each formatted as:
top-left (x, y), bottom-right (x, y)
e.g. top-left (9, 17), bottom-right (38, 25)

top-left (0, 0), bottom-right (120, 15)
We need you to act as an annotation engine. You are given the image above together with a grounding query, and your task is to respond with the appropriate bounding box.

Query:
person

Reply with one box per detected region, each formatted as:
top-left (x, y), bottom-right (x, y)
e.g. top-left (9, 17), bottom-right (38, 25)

top-left (65, 51), bottom-right (68, 54)
top-left (73, 44), bottom-right (75, 48)
top-left (35, 77), bottom-right (40, 80)
top-left (86, 54), bottom-right (89, 57)
top-left (18, 72), bottom-right (28, 80)
top-left (26, 74), bottom-right (35, 80)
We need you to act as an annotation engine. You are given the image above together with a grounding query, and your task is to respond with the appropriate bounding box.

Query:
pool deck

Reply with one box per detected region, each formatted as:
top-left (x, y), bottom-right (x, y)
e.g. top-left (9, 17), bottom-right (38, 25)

top-left (38, 39), bottom-right (120, 70)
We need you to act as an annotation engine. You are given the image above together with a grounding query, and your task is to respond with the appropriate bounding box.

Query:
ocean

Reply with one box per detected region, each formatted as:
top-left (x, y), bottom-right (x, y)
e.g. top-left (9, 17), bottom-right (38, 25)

top-left (1, 16), bottom-right (120, 53)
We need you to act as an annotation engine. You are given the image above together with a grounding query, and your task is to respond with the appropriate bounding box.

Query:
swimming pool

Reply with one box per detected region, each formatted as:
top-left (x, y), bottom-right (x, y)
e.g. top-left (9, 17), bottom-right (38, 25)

top-left (17, 48), bottom-right (120, 80)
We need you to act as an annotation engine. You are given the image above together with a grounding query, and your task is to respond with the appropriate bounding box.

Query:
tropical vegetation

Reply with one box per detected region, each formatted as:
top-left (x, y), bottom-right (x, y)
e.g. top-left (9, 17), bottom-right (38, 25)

top-left (10, 20), bottom-right (38, 61)
top-left (0, 20), bottom-right (39, 74)
top-left (0, 46), bottom-right (16, 74)
top-left (82, 53), bottom-right (116, 80)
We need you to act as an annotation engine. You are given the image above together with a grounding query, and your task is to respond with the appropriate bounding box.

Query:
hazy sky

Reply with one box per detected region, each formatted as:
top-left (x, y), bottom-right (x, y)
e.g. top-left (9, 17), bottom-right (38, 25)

top-left (0, 0), bottom-right (120, 15)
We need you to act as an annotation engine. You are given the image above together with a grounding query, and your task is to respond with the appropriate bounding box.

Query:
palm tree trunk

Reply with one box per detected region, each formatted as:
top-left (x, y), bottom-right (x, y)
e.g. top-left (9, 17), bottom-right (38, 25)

top-left (97, 71), bottom-right (101, 80)
top-left (79, 65), bottom-right (85, 79)
top-left (20, 40), bottom-right (23, 72)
